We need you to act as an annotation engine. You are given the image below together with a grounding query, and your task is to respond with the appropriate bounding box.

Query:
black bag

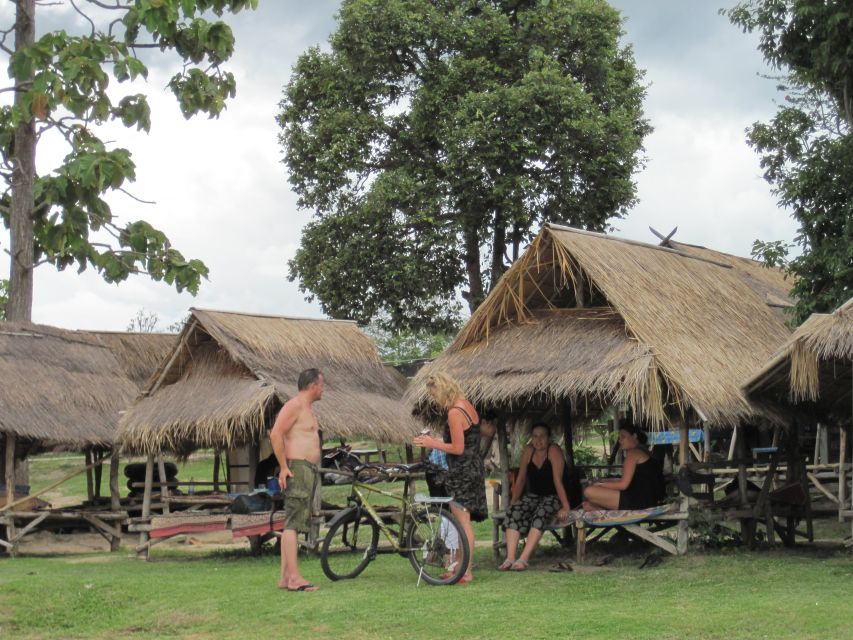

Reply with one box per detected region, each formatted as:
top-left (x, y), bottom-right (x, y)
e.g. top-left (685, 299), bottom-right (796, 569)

top-left (423, 461), bottom-right (449, 498)
top-left (229, 492), bottom-right (273, 514)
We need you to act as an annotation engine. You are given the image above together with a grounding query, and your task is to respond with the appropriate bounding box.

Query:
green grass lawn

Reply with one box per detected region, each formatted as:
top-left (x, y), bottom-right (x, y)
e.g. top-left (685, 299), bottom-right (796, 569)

top-left (2, 544), bottom-right (852, 639)
top-left (13, 450), bottom-right (853, 639)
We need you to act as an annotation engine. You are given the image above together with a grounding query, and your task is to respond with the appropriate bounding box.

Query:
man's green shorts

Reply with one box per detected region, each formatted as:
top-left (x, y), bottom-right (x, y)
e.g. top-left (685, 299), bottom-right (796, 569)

top-left (283, 460), bottom-right (319, 533)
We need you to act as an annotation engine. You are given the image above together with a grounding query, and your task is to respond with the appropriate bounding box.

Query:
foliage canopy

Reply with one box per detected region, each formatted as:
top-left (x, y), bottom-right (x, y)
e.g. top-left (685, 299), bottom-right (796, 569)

top-left (726, 0), bottom-right (852, 322)
top-left (1, 0), bottom-right (258, 321)
top-left (279, 0), bottom-right (650, 331)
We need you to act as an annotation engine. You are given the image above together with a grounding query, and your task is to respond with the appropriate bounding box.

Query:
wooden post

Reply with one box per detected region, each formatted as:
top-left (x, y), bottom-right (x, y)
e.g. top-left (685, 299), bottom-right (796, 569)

top-left (84, 449), bottom-right (94, 504)
top-left (4, 434), bottom-right (14, 508)
top-left (562, 401), bottom-right (574, 475)
top-left (247, 442), bottom-right (258, 491)
top-left (137, 455), bottom-right (154, 559)
top-left (677, 494), bottom-right (689, 555)
top-left (157, 458), bottom-right (170, 515)
top-left (4, 434), bottom-right (16, 554)
top-left (213, 448), bottom-right (221, 493)
top-left (735, 426), bottom-right (754, 545)
top-left (93, 450), bottom-right (103, 500)
top-left (497, 417), bottom-right (510, 511)
top-left (404, 445), bottom-right (414, 464)
top-left (678, 420), bottom-right (689, 467)
top-left (575, 521), bottom-right (586, 564)
top-left (610, 408), bottom-right (621, 468)
top-left (838, 426), bottom-right (847, 523)
top-left (109, 449), bottom-right (121, 551)
top-left (109, 450), bottom-right (121, 512)
top-left (728, 426), bottom-right (737, 461)
top-left (703, 424), bottom-right (711, 462)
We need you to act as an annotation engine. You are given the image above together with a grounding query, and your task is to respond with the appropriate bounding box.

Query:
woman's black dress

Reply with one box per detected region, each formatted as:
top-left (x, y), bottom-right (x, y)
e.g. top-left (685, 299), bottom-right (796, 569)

top-left (442, 407), bottom-right (488, 522)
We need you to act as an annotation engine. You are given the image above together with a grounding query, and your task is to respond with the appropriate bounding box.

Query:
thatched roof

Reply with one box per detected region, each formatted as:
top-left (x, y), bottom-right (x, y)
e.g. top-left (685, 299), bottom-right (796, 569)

top-left (91, 331), bottom-right (176, 390)
top-left (744, 297), bottom-right (852, 425)
top-left (0, 323), bottom-right (139, 447)
top-left (406, 224), bottom-right (792, 428)
top-left (117, 309), bottom-right (418, 455)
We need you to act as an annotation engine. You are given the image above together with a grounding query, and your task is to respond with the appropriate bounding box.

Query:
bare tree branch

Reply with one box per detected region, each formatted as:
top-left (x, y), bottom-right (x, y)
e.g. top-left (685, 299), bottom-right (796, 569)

top-left (69, 0), bottom-right (97, 37)
top-left (83, 0), bottom-right (132, 10)
top-left (117, 188), bottom-right (156, 205)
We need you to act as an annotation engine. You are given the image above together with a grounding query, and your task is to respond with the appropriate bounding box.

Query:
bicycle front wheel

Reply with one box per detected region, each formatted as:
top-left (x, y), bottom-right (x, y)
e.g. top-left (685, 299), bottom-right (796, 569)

top-left (320, 509), bottom-right (380, 581)
top-left (406, 505), bottom-right (470, 586)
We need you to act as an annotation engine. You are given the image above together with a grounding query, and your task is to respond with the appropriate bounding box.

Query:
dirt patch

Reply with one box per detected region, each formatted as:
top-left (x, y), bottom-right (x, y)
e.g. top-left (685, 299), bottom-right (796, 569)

top-left (15, 529), bottom-right (249, 558)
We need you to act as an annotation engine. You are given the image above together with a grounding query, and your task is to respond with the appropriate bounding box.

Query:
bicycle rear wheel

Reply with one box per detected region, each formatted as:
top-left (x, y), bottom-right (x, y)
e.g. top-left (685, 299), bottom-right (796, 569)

top-left (320, 508), bottom-right (379, 581)
top-left (405, 505), bottom-right (470, 585)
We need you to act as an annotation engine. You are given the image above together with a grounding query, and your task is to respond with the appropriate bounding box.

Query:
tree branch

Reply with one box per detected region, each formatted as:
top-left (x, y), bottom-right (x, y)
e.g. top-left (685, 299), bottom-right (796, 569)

top-left (117, 188), bottom-right (156, 205)
top-left (83, 0), bottom-right (132, 9)
top-left (70, 0), bottom-right (97, 37)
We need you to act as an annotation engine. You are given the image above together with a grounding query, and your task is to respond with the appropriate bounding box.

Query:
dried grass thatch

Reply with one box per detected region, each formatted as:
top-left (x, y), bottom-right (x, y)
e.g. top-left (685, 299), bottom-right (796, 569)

top-left (117, 309), bottom-right (418, 456)
top-left (91, 331), bottom-right (176, 390)
top-left (745, 297), bottom-right (852, 424)
top-left (0, 323), bottom-right (139, 447)
top-left (407, 224), bottom-right (792, 428)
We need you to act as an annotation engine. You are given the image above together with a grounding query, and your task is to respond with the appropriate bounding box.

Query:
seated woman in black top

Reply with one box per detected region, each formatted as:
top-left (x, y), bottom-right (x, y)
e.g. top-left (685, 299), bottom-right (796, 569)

top-left (583, 424), bottom-right (665, 511)
top-left (498, 424), bottom-right (571, 571)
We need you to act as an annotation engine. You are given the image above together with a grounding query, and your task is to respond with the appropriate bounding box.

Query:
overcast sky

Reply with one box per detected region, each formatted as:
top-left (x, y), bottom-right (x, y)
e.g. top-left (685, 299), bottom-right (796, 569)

top-left (2, 1), bottom-right (798, 331)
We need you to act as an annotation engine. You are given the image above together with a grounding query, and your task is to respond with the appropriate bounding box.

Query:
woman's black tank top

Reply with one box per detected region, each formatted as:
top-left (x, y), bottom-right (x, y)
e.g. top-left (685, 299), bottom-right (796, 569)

top-left (526, 449), bottom-right (557, 496)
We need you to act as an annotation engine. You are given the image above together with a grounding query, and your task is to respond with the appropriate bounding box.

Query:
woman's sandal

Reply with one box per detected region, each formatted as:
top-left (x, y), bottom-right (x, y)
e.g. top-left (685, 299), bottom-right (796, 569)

top-left (497, 559), bottom-right (514, 571)
top-left (510, 559), bottom-right (528, 571)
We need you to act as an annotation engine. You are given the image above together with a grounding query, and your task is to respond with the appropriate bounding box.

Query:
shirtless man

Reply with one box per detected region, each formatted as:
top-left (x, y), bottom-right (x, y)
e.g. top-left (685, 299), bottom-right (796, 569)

top-left (270, 368), bottom-right (324, 592)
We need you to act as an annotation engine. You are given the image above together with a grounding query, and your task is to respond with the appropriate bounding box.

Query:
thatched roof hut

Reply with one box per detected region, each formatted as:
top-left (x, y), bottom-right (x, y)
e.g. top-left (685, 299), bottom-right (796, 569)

top-left (0, 323), bottom-right (140, 449)
top-left (116, 309), bottom-right (419, 456)
top-left (406, 224), bottom-right (793, 428)
top-left (744, 297), bottom-right (852, 426)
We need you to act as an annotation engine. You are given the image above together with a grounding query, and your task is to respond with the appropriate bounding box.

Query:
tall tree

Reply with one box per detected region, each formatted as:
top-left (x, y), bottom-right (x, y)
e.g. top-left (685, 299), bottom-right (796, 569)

top-left (278, 0), bottom-right (650, 331)
top-left (727, 1), bottom-right (853, 322)
top-left (1, 0), bottom-right (259, 323)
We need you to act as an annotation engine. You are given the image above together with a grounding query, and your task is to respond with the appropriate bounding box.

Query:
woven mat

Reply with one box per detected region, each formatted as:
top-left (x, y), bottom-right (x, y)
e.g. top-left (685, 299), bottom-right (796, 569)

top-left (231, 511), bottom-right (287, 538)
top-left (581, 503), bottom-right (676, 527)
top-left (150, 513), bottom-right (229, 538)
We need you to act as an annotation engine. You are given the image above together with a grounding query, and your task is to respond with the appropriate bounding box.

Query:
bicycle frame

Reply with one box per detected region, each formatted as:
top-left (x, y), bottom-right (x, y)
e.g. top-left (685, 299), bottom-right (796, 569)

top-left (346, 476), bottom-right (422, 553)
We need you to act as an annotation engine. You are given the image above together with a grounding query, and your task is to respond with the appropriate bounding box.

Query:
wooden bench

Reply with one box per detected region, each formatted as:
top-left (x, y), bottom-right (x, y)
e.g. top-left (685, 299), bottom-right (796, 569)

top-left (573, 501), bottom-right (689, 563)
top-left (491, 480), bottom-right (689, 564)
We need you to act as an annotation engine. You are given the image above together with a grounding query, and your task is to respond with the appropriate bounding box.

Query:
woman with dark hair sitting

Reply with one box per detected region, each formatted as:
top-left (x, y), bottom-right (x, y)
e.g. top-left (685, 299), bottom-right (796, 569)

top-left (497, 423), bottom-right (571, 571)
top-left (582, 424), bottom-right (666, 511)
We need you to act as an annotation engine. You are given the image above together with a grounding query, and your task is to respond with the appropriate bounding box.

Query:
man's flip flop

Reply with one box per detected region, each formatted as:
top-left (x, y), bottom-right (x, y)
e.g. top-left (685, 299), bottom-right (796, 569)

top-left (497, 559), bottom-right (514, 571)
top-left (287, 583), bottom-right (319, 592)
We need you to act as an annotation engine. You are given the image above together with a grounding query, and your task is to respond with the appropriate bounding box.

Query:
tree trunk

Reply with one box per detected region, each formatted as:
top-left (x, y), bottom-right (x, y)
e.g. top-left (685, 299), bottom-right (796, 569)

top-left (8, 0), bottom-right (37, 323)
top-left (511, 223), bottom-right (522, 262)
top-left (462, 221), bottom-right (483, 313)
top-left (489, 209), bottom-right (506, 289)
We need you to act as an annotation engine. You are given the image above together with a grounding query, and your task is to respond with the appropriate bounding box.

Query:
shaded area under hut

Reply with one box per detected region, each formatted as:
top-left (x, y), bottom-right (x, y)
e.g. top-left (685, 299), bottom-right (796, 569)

top-left (116, 308), bottom-right (420, 556)
top-left (0, 323), bottom-right (175, 555)
top-left (745, 297), bottom-right (853, 542)
top-left (406, 223), bottom-right (796, 559)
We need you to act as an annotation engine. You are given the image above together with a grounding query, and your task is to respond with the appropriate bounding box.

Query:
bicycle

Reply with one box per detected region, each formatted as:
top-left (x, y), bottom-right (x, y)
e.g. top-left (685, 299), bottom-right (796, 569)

top-left (320, 462), bottom-right (470, 586)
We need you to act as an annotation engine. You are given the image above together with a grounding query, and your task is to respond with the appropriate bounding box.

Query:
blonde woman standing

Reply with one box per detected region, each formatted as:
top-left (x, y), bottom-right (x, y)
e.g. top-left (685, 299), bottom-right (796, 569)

top-left (414, 372), bottom-right (487, 584)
